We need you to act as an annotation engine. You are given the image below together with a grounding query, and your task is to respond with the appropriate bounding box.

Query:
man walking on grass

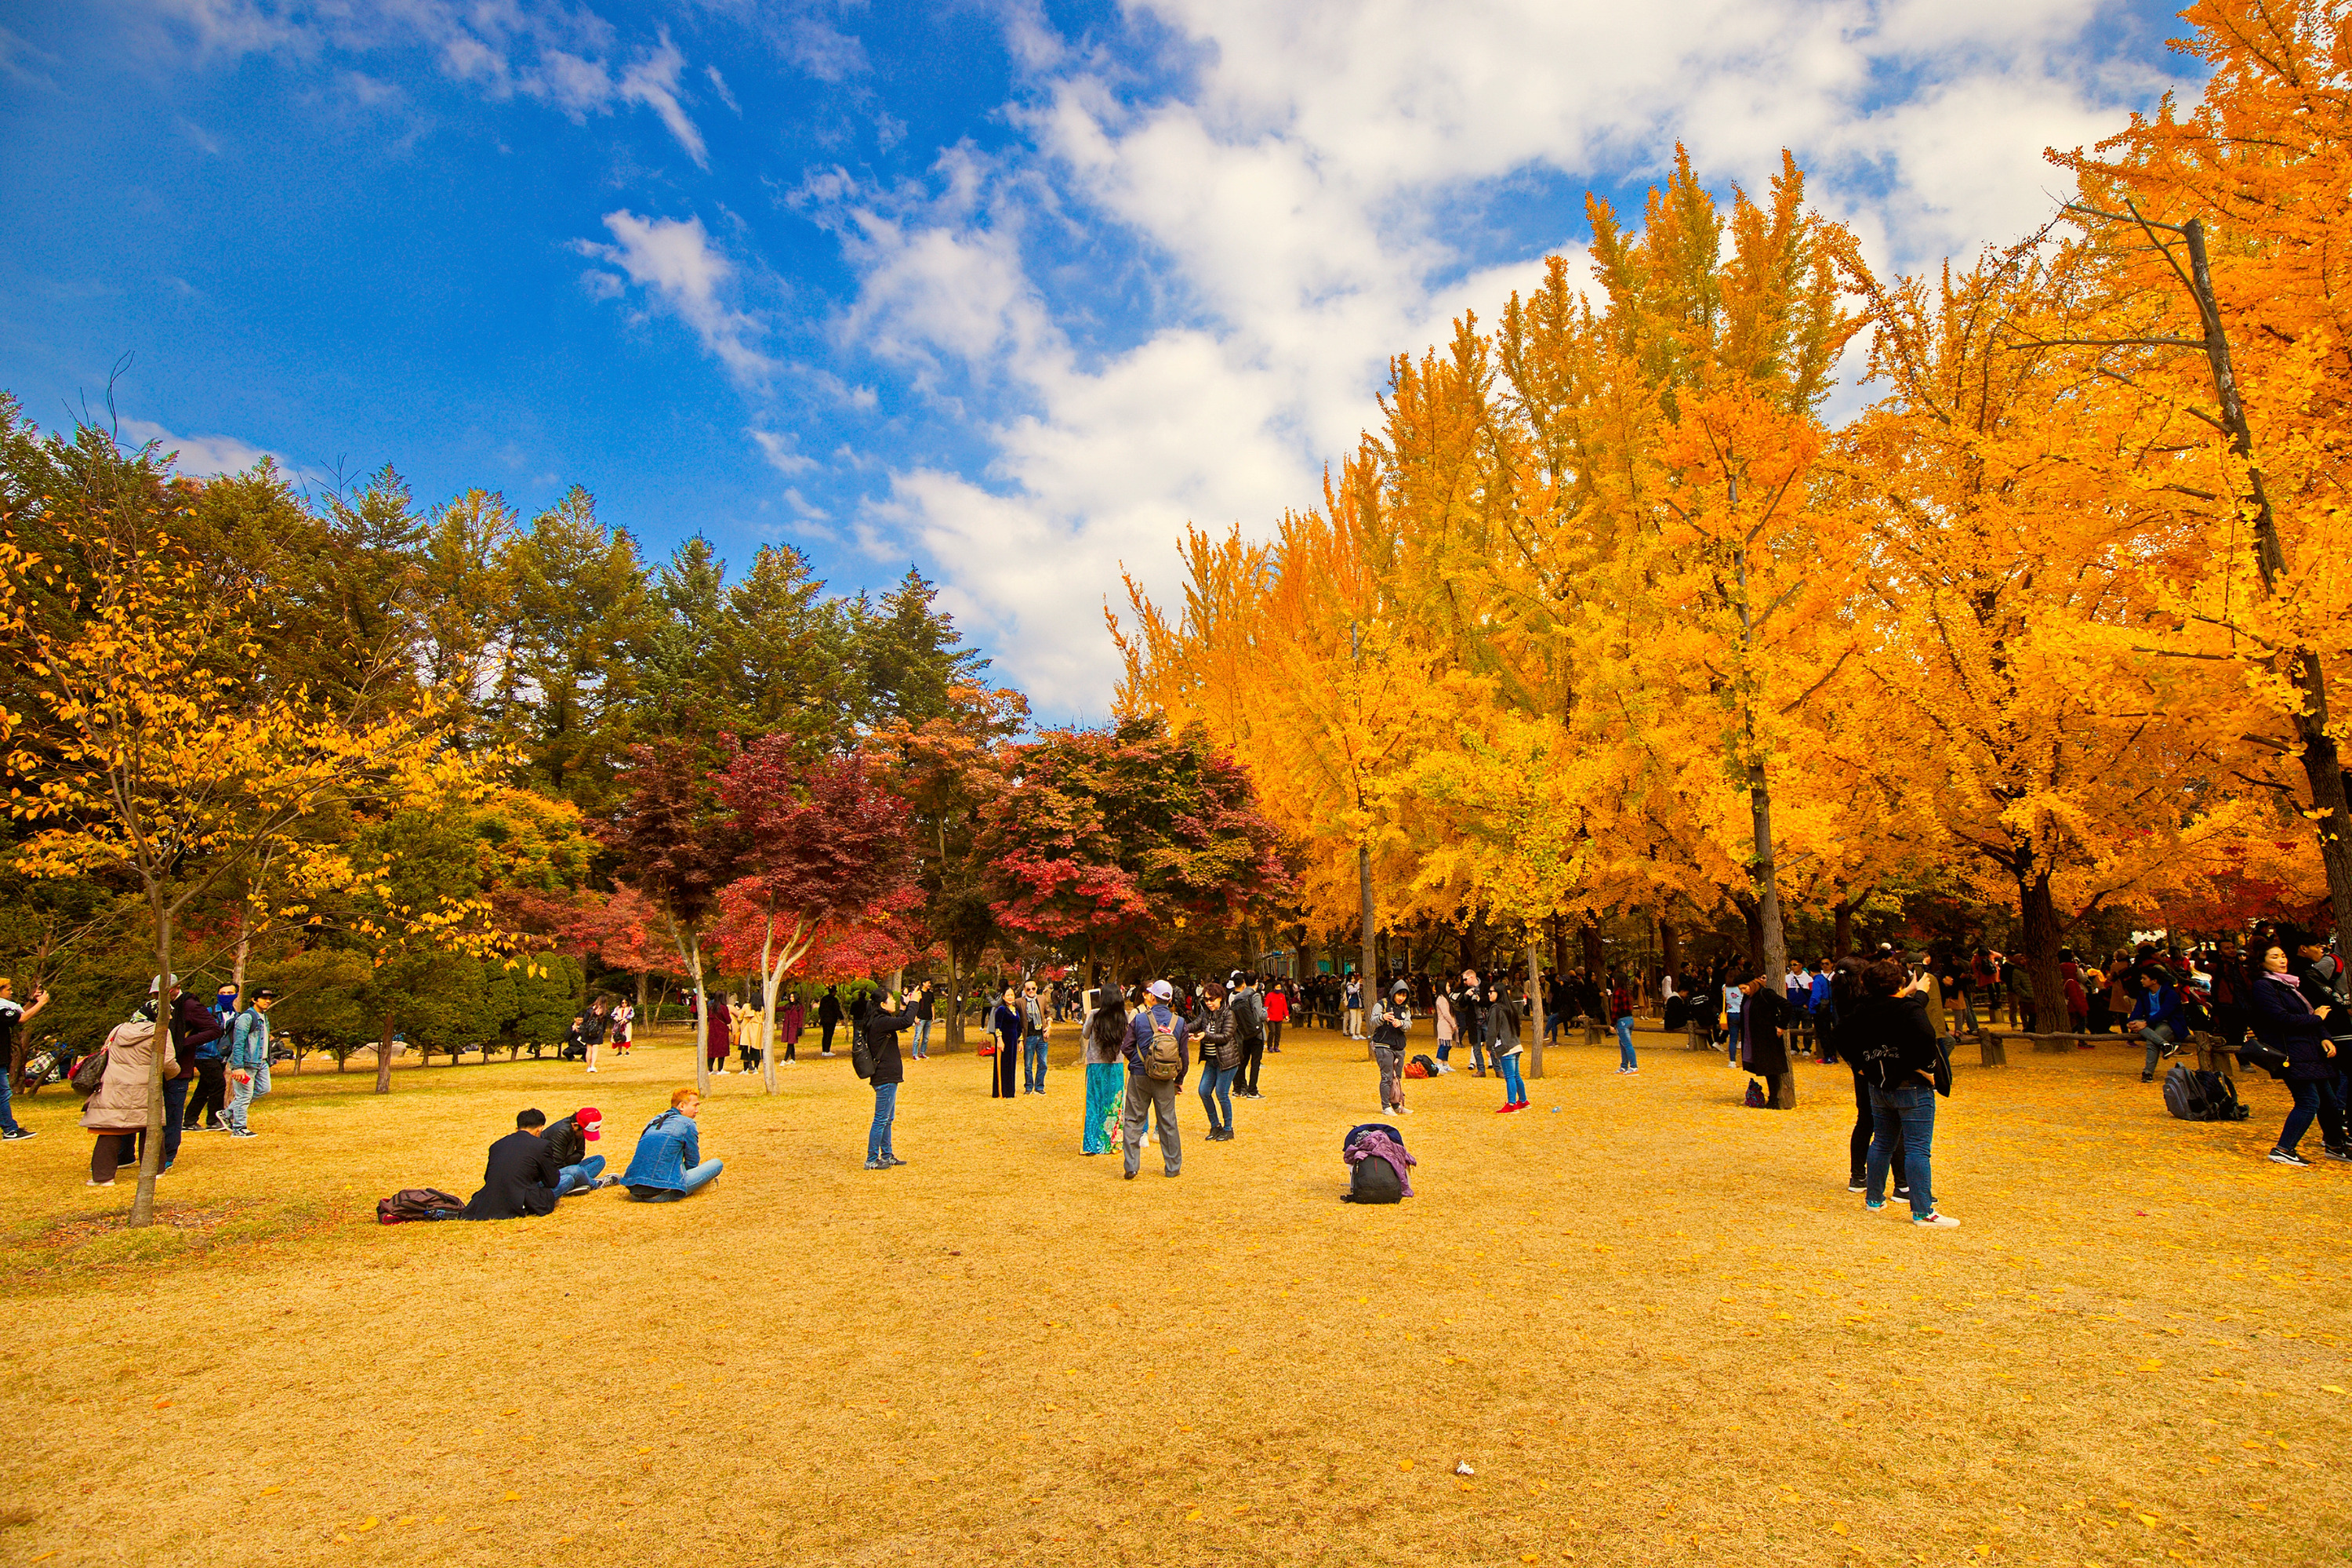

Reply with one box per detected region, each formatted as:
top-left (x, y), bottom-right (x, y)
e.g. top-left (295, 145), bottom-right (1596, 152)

top-left (1120, 981), bottom-right (1187, 1180)
top-left (223, 987), bottom-right (276, 1138)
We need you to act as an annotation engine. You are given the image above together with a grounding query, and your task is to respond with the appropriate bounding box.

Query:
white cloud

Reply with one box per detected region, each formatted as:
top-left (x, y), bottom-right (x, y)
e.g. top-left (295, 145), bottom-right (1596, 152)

top-left (576, 210), bottom-right (777, 386)
top-left (749, 427), bottom-right (815, 474)
top-left (118, 417), bottom-right (292, 478)
top-left (820, 0), bottom-right (2187, 713)
top-left (141, 0), bottom-right (709, 165)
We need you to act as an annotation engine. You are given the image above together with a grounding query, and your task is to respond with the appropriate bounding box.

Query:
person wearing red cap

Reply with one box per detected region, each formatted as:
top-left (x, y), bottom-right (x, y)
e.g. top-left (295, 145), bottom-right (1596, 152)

top-left (543, 1105), bottom-right (618, 1197)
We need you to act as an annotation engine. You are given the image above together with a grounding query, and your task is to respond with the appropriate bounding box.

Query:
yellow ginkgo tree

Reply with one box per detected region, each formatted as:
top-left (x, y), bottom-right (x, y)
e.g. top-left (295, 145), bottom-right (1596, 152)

top-left (3, 499), bottom-right (473, 1225)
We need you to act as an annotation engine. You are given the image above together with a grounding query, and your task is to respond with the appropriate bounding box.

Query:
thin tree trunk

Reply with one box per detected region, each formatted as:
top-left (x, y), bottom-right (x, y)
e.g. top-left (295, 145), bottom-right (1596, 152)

top-left (690, 936), bottom-right (710, 1098)
top-left (1527, 935), bottom-right (1545, 1080)
top-left (1658, 917), bottom-right (1681, 978)
top-left (1358, 843), bottom-right (1377, 1059)
top-left (127, 910), bottom-right (173, 1229)
top-left (946, 946), bottom-right (965, 1051)
top-left (2178, 219), bottom-right (2352, 962)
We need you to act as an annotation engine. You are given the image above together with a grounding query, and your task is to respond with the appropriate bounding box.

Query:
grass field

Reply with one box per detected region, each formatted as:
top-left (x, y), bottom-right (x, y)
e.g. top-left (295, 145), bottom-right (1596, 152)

top-left (2, 1019), bottom-right (2346, 1567)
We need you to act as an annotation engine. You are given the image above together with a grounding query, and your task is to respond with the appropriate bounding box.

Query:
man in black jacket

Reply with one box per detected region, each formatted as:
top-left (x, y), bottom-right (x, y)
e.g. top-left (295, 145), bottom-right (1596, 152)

top-left (462, 1109), bottom-right (565, 1219)
top-left (542, 1105), bottom-right (619, 1196)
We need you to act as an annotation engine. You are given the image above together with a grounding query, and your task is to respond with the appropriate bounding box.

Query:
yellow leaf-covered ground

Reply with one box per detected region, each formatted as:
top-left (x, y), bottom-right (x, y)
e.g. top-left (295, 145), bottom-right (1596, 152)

top-left (2, 1023), bottom-right (2345, 1566)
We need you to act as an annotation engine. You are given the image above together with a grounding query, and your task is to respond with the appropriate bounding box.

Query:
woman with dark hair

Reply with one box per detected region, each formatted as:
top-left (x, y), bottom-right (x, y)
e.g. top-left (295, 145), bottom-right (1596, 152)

top-left (991, 984), bottom-right (1022, 1098)
top-left (1849, 959), bottom-right (1956, 1226)
top-left (1081, 986), bottom-right (1128, 1154)
top-left (1830, 958), bottom-right (1904, 1199)
top-left (705, 993), bottom-right (732, 1076)
top-left (1195, 980), bottom-right (1240, 1141)
top-left (1736, 972), bottom-right (1793, 1107)
top-left (2247, 936), bottom-right (2343, 1166)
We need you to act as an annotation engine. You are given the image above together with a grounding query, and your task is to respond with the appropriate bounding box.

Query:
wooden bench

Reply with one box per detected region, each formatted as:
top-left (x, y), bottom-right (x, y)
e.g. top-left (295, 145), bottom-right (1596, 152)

top-left (1980, 1029), bottom-right (2110, 1060)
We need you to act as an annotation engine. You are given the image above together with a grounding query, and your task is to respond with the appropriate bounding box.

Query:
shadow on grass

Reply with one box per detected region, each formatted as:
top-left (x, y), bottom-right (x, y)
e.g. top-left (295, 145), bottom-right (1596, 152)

top-left (0, 1193), bottom-right (347, 1293)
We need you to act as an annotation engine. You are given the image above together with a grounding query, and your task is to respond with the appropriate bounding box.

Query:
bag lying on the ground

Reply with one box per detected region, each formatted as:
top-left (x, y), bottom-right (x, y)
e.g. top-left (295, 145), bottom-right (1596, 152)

top-left (2161, 1064), bottom-right (2247, 1123)
top-left (1410, 1053), bottom-right (1437, 1077)
top-left (376, 1188), bottom-right (466, 1225)
top-left (1343, 1123), bottom-right (1414, 1203)
top-left (1744, 1078), bottom-right (1767, 1108)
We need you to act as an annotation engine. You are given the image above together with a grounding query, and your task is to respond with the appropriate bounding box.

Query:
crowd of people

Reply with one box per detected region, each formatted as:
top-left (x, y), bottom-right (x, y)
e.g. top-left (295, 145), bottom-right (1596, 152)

top-left (57, 975), bottom-right (281, 1186)
top-left (19, 920), bottom-right (2346, 1214)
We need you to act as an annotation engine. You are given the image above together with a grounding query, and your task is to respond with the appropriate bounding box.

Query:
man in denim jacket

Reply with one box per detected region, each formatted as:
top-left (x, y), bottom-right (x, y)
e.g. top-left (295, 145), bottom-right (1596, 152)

top-left (224, 988), bottom-right (276, 1138)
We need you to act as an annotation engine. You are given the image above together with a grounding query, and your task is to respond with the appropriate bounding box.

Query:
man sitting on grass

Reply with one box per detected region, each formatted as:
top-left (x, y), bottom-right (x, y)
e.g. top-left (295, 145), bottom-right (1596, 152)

top-left (543, 1105), bottom-right (619, 1196)
top-left (622, 1087), bottom-right (722, 1202)
top-left (462, 1109), bottom-right (564, 1220)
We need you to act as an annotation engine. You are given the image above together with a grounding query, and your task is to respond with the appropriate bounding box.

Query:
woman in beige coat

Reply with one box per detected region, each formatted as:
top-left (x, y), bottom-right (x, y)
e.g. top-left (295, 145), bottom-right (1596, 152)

top-left (82, 1005), bottom-right (175, 1186)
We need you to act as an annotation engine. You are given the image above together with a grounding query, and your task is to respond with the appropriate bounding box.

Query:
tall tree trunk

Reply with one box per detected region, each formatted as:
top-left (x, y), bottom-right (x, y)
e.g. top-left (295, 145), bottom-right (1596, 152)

top-left (2178, 219), bottom-right (2352, 964)
top-left (127, 909), bottom-right (173, 1229)
top-left (946, 945), bottom-right (965, 1051)
top-left (1527, 935), bottom-right (1545, 1080)
top-left (1550, 914), bottom-right (1568, 982)
top-left (690, 937), bottom-right (710, 1098)
top-left (1833, 899), bottom-right (1857, 960)
top-left (760, 915), bottom-right (779, 1094)
top-left (1658, 916), bottom-right (1682, 978)
top-left (1579, 922), bottom-right (1601, 980)
top-left (2020, 870), bottom-right (2068, 1035)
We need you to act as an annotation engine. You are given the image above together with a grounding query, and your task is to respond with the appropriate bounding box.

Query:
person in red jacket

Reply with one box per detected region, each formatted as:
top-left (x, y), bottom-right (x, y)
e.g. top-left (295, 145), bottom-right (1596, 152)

top-left (1263, 981), bottom-right (1289, 1053)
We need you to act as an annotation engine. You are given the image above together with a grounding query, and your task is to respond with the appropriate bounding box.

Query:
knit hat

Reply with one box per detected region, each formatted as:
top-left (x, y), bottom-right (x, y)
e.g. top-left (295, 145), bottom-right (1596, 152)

top-left (577, 1107), bottom-right (602, 1139)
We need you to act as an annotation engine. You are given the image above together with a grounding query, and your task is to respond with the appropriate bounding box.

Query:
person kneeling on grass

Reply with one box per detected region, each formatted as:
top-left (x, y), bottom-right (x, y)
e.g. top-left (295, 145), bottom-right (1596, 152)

top-left (462, 1109), bottom-right (566, 1219)
top-left (622, 1088), bottom-right (722, 1201)
top-left (1850, 960), bottom-right (1958, 1229)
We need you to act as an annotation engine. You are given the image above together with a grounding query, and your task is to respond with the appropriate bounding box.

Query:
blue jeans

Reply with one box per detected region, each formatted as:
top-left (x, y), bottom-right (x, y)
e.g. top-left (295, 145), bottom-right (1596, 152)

top-left (1499, 1053), bottom-right (1526, 1103)
top-left (1866, 1083), bottom-right (1936, 1218)
top-left (868, 1080), bottom-right (898, 1163)
top-left (2279, 1079), bottom-right (2321, 1152)
top-left (0, 1068), bottom-right (20, 1134)
top-left (163, 1077), bottom-right (188, 1167)
top-left (912, 1019), bottom-right (931, 1058)
top-left (1023, 1032), bottom-right (1047, 1092)
top-left (637, 1159), bottom-right (724, 1200)
top-left (225, 1060), bottom-right (268, 1131)
top-left (1615, 1015), bottom-right (1636, 1069)
top-left (1726, 1012), bottom-right (1741, 1062)
top-left (1198, 1065), bottom-right (1236, 1131)
top-left (555, 1154), bottom-right (607, 1196)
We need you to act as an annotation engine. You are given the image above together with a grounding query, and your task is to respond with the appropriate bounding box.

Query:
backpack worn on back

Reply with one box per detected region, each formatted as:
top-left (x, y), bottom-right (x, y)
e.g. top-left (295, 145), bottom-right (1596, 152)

top-left (851, 1025), bottom-right (876, 1081)
top-left (376, 1188), bottom-right (465, 1225)
top-left (1145, 1016), bottom-right (1185, 1080)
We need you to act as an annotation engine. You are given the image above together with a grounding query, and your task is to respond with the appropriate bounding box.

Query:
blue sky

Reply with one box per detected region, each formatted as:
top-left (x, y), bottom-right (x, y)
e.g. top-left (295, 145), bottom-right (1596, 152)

top-left (1, 0), bottom-right (2201, 715)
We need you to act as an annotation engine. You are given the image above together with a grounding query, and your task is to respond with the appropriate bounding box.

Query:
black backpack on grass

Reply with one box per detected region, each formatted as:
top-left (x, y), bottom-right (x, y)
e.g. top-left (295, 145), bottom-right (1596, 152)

top-left (1342, 1122), bottom-right (1406, 1204)
top-left (2161, 1064), bottom-right (2247, 1123)
top-left (376, 1188), bottom-right (466, 1225)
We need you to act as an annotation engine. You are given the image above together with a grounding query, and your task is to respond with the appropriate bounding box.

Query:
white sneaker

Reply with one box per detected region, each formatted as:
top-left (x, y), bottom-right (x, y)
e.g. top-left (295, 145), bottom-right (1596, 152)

top-left (1914, 1212), bottom-right (1961, 1229)
top-left (85, 1179), bottom-right (115, 1187)
top-left (587, 1066), bottom-right (598, 1073)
